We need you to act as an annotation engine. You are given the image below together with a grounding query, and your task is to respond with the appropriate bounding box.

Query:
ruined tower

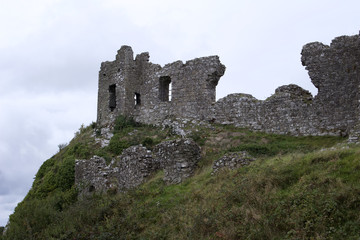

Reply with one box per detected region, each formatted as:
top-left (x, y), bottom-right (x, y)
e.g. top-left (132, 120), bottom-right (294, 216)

top-left (97, 46), bottom-right (226, 127)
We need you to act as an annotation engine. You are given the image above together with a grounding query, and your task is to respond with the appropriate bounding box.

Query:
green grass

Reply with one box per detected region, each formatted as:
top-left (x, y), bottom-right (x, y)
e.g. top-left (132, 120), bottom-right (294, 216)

top-left (5, 118), bottom-right (360, 239)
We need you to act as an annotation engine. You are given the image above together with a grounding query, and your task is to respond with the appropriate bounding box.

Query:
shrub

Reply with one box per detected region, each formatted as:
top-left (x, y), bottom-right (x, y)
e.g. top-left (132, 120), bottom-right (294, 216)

top-left (58, 143), bottom-right (68, 152)
top-left (107, 135), bottom-right (130, 155)
top-left (142, 137), bottom-right (154, 149)
top-left (91, 121), bottom-right (97, 129)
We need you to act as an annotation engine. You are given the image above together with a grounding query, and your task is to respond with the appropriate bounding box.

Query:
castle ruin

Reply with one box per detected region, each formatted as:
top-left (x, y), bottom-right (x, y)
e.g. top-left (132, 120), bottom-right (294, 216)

top-left (97, 34), bottom-right (360, 138)
top-left (77, 33), bottom-right (360, 195)
top-left (97, 46), bottom-right (225, 126)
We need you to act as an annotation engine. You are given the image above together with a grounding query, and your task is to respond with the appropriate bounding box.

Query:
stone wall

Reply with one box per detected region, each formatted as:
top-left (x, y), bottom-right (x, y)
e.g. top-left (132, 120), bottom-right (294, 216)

top-left (153, 138), bottom-right (201, 184)
top-left (97, 46), bottom-right (225, 127)
top-left (97, 33), bottom-right (360, 138)
top-left (212, 151), bottom-right (255, 174)
top-left (211, 84), bottom-right (319, 135)
top-left (212, 34), bottom-right (360, 137)
top-left (75, 156), bottom-right (118, 195)
top-left (75, 138), bottom-right (201, 195)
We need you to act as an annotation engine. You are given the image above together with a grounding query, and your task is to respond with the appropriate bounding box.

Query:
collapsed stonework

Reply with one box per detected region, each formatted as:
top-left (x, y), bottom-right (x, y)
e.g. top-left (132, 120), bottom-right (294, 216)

top-left (212, 151), bottom-right (255, 175)
top-left (75, 139), bottom-right (201, 195)
top-left (97, 33), bottom-right (360, 138)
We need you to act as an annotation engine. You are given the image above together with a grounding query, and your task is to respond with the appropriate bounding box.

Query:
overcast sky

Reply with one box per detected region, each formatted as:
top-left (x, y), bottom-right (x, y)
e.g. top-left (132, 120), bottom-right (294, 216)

top-left (0, 0), bottom-right (359, 226)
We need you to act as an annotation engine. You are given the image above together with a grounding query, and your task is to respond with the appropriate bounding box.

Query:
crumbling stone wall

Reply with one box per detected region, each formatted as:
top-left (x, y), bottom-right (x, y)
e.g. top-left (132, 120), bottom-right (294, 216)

top-left (75, 156), bottom-right (118, 195)
top-left (153, 138), bottom-right (201, 184)
top-left (212, 84), bottom-right (318, 135)
top-left (115, 145), bottom-right (159, 191)
top-left (75, 138), bottom-right (201, 195)
top-left (212, 34), bottom-right (360, 136)
top-left (212, 151), bottom-right (255, 174)
top-left (97, 33), bottom-right (360, 137)
top-left (97, 46), bottom-right (225, 127)
top-left (301, 35), bottom-right (360, 135)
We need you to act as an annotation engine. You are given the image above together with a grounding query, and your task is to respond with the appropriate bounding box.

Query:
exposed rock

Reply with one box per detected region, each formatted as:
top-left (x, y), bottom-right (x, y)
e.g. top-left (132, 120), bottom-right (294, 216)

top-left (94, 127), bottom-right (113, 147)
top-left (212, 151), bottom-right (255, 174)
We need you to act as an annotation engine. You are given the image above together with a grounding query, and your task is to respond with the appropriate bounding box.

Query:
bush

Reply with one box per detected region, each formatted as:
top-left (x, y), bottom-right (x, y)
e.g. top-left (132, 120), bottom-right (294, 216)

top-left (142, 137), bottom-right (154, 149)
top-left (68, 142), bottom-right (92, 159)
top-left (58, 143), bottom-right (68, 152)
top-left (91, 121), bottom-right (97, 129)
top-left (107, 135), bottom-right (130, 155)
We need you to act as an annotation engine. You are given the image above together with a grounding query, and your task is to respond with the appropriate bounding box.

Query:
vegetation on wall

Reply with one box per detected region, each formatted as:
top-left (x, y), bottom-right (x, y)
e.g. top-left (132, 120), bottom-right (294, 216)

top-left (3, 117), bottom-right (360, 240)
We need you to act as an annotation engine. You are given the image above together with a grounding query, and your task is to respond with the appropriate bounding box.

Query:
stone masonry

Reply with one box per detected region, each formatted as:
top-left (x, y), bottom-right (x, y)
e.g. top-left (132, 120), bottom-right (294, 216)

top-left (212, 34), bottom-right (360, 137)
top-left (153, 138), bottom-right (201, 184)
top-left (97, 33), bottom-right (360, 138)
top-left (212, 151), bottom-right (255, 175)
top-left (97, 46), bottom-right (225, 127)
top-left (75, 139), bottom-right (201, 195)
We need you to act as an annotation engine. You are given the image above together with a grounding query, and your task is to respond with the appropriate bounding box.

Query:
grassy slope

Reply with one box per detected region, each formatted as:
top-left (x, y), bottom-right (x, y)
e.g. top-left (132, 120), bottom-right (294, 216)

top-left (3, 118), bottom-right (360, 239)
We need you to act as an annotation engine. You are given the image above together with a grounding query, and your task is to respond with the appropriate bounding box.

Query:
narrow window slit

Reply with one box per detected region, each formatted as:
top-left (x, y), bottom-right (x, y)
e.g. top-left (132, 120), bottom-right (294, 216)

top-left (134, 92), bottom-right (141, 106)
top-left (159, 76), bottom-right (172, 102)
top-left (109, 84), bottom-right (116, 111)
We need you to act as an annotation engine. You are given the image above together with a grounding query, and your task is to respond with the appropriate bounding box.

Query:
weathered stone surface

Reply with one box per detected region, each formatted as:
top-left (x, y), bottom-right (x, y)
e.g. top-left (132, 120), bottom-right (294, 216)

top-left (212, 151), bottom-right (255, 174)
top-left (96, 33), bottom-right (360, 139)
top-left (97, 46), bottom-right (225, 127)
top-left (75, 156), bottom-right (118, 196)
top-left (75, 146), bottom-right (160, 196)
top-left (75, 139), bottom-right (201, 195)
top-left (115, 145), bottom-right (160, 191)
top-left (153, 138), bottom-right (201, 184)
top-left (212, 34), bottom-right (360, 137)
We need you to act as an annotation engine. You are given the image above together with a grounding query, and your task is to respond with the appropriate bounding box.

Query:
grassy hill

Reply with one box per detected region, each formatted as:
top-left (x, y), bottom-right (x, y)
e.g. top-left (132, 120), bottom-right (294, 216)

top-left (2, 117), bottom-right (360, 239)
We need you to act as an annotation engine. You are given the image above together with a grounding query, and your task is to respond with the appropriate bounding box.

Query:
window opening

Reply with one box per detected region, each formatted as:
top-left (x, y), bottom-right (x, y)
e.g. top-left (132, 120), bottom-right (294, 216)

top-left (109, 84), bottom-right (116, 111)
top-left (159, 76), bottom-right (172, 102)
top-left (134, 92), bottom-right (141, 106)
top-left (169, 82), bottom-right (172, 101)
